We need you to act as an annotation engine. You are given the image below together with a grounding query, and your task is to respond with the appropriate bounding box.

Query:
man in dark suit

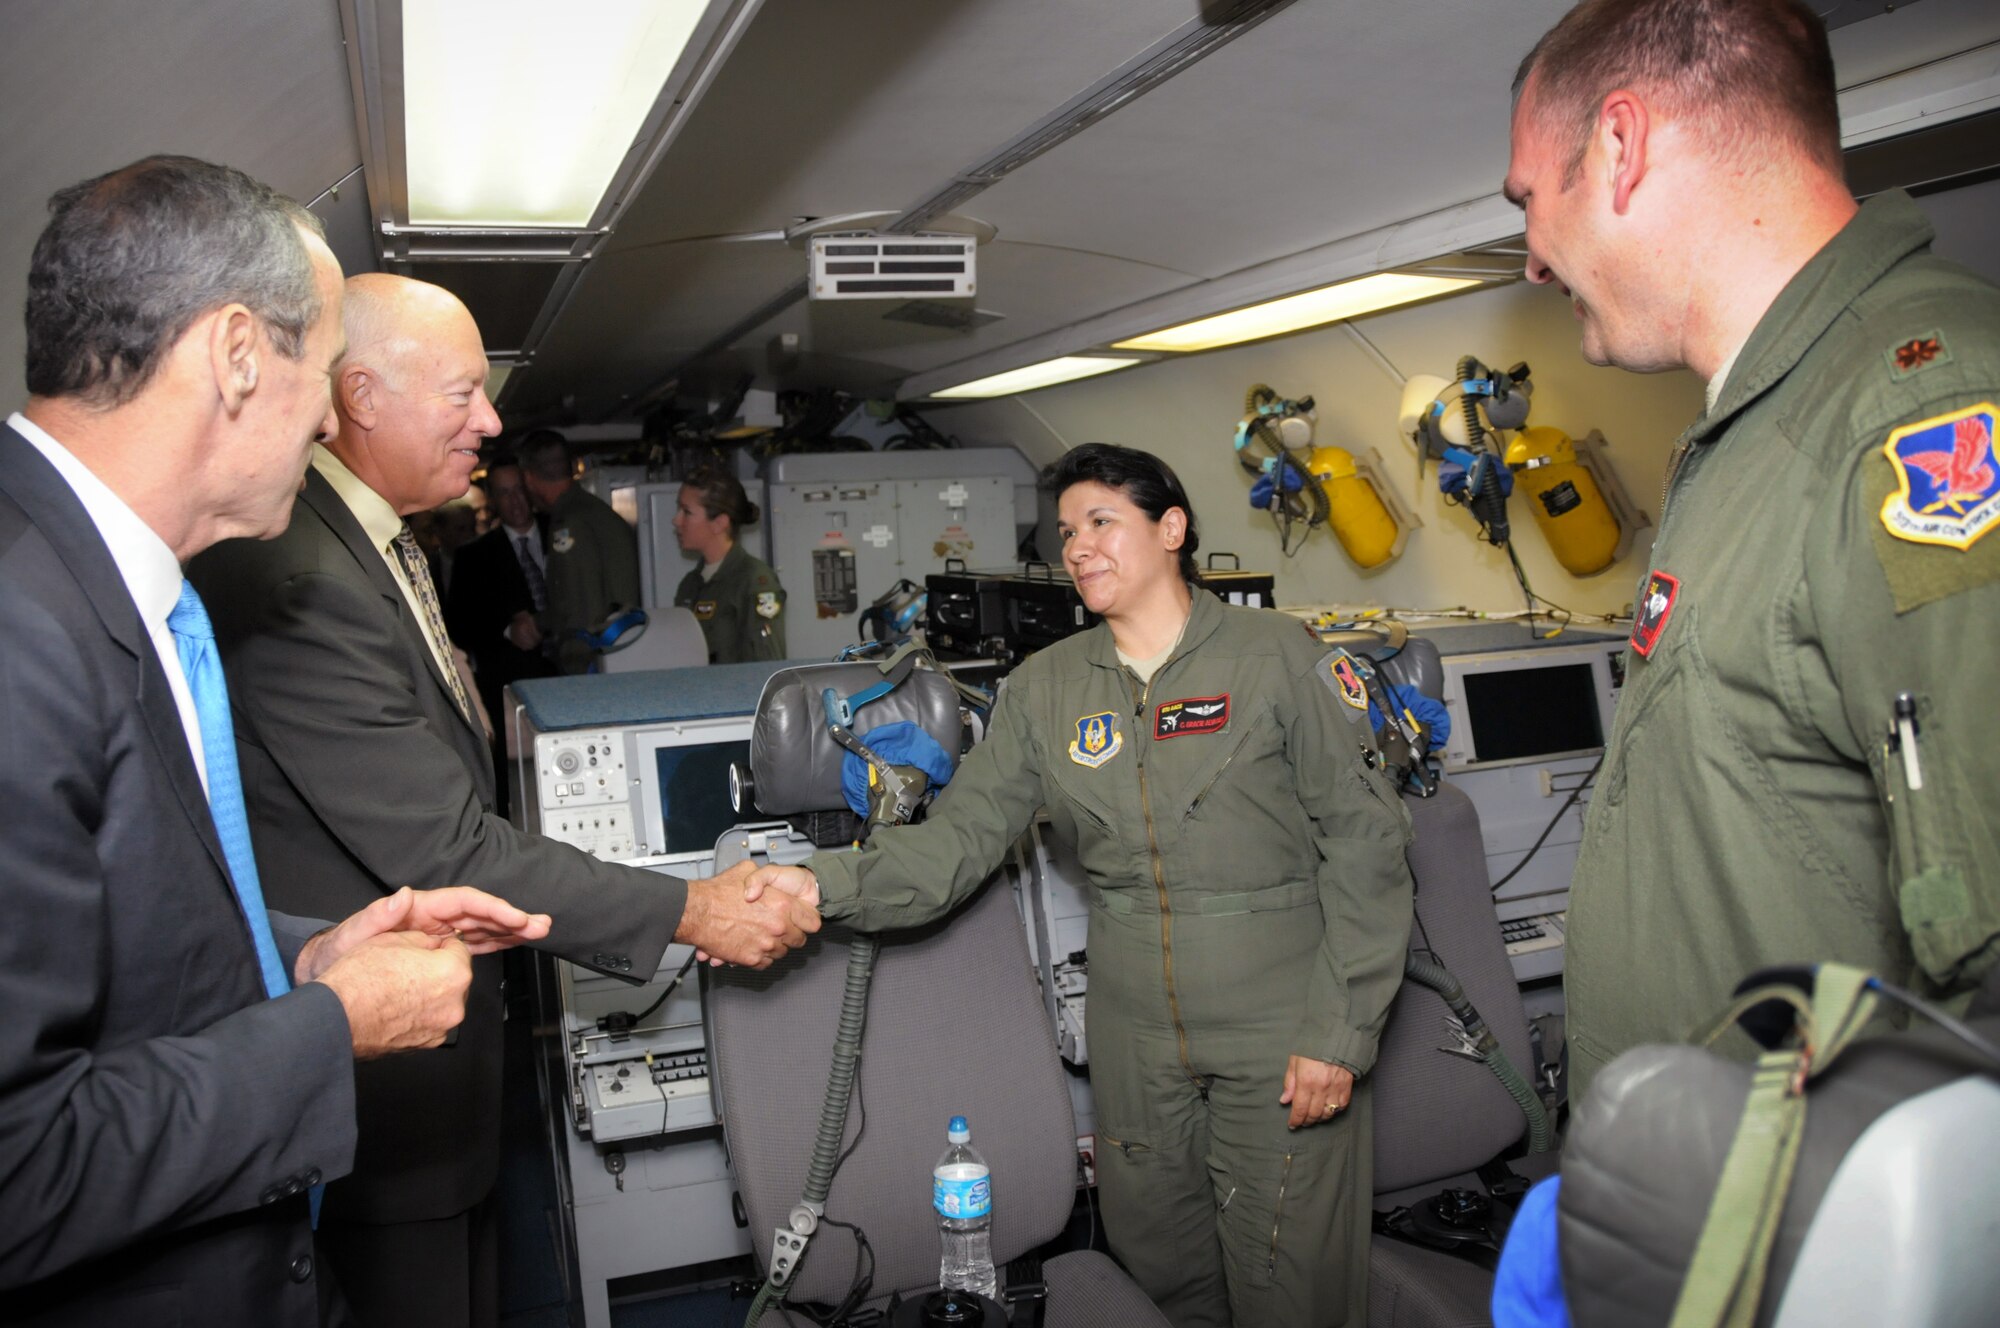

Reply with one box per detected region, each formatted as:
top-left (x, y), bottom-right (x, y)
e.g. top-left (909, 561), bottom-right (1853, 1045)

top-left (0, 157), bottom-right (549, 1328)
top-left (188, 272), bottom-right (820, 1328)
top-left (443, 458), bottom-right (557, 807)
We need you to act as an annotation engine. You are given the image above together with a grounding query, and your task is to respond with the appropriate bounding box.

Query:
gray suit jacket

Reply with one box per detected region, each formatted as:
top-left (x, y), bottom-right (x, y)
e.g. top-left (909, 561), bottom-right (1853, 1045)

top-left (188, 468), bottom-right (682, 1223)
top-left (0, 425), bottom-right (355, 1326)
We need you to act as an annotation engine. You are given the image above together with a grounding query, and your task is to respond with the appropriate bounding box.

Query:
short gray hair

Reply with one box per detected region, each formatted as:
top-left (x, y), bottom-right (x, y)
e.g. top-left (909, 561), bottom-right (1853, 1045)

top-left (25, 155), bottom-right (327, 408)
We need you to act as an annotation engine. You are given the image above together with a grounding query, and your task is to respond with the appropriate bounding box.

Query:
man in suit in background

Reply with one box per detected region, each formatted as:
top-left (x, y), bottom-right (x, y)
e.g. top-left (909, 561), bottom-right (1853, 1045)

top-left (444, 458), bottom-right (557, 807)
top-left (0, 156), bottom-right (547, 1328)
top-left (188, 272), bottom-right (820, 1328)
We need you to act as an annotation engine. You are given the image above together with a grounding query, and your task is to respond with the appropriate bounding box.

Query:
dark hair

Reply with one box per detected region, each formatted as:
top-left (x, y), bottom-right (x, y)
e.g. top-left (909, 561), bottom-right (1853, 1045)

top-left (683, 467), bottom-right (760, 532)
top-left (516, 430), bottom-right (573, 483)
top-left (1039, 443), bottom-right (1201, 586)
top-left (1512, 0), bottom-right (1841, 186)
top-left (26, 155), bottom-right (326, 408)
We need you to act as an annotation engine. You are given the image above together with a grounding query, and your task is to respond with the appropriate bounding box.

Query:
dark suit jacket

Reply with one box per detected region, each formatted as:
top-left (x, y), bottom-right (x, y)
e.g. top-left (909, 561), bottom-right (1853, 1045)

top-left (188, 468), bottom-right (682, 1224)
top-left (0, 425), bottom-right (354, 1327)
top-left (442, 523), bottom-right (556, 731)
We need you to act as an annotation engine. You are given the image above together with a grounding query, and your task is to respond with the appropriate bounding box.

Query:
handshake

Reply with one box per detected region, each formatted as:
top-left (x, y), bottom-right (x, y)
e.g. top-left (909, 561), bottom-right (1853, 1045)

top-left (302, 862), bottom-right (830, 1060)
top-left (683, 861), bottom-right (824, 967)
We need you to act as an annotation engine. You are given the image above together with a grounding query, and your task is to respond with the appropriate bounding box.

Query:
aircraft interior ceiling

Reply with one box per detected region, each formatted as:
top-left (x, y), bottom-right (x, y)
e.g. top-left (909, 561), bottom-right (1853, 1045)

top-left (4, 0), bottom-right (1997, 417)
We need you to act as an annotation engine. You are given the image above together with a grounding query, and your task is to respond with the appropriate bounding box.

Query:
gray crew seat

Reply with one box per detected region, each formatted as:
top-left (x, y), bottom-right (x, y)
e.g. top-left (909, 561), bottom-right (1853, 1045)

top-left (1366, 781), bottom-right (1553, 1328)
top-left (705, 660), bottom-right (1171, 1326)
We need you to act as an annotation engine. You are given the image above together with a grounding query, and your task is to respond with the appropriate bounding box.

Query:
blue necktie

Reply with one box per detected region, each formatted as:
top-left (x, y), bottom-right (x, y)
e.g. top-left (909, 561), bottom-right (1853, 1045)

top-left (169, 582), bottom-right (292, 999)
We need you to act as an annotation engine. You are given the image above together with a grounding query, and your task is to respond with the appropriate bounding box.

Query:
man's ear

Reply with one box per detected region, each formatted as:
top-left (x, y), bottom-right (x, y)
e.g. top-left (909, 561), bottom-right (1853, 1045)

top-left (1599, 90), bottom-right (1650, 214)
top-left (339, 363), bottom-right (378, 430)
top-left (210, 304), bottom-right (260, 412)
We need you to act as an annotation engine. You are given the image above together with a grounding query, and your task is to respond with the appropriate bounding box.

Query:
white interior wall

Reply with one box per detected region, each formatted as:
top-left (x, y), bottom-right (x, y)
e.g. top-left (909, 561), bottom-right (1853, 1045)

top-left (932, 180), bottom-right (2000, 617)
top-left (939, 278), bottom-right (1703, 616)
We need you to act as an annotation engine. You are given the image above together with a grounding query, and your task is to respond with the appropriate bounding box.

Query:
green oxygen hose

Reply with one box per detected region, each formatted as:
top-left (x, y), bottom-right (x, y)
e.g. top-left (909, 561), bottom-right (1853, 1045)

top-left (1403, 952), bottom-right (1553, 1153)
top-left (743, 932), bottom-right (881, 1328)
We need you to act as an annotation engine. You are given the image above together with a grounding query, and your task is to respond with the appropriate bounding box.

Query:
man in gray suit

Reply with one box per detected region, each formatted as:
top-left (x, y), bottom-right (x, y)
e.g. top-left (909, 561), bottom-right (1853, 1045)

top-left (0, 157), bottom-right (550, 1327)
top-left (188, 272), bottom-right (820, 1328)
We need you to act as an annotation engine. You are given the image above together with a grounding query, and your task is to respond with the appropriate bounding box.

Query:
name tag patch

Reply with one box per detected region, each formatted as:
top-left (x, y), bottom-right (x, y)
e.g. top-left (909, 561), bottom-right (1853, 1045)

top-left (1155, 694), bottom-right (1229, 739)
top-left (1068, 711), bottom-right (1124, 768)
top-left (1630, 570), bottom-right (1680, 657)
top-left (693, 599), bottom-right (717, 621)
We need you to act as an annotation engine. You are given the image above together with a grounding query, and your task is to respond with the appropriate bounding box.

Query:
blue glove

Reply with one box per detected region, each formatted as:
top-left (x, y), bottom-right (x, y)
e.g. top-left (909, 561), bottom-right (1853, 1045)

top-left (840, 721), bottom-right (957, 818)
top-left (1492, 1176), bottom-right (1570, 1327)
top-left (1367, 683), bottom-right (1451, 752)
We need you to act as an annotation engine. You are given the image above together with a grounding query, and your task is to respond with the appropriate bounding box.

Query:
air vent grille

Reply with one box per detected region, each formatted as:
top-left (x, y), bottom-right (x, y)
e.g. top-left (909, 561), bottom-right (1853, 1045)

top-left (810, 235), bottom-right (976, 300)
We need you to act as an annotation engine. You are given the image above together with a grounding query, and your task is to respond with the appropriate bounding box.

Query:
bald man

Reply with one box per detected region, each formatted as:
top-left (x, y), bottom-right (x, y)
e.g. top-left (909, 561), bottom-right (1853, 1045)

top-left (188, 274), bottom-right (819, 1327)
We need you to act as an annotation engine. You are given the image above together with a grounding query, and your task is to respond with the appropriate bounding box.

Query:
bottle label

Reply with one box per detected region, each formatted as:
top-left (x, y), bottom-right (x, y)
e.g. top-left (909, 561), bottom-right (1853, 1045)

top-left (934, 1172), bottom-right (991, 1219)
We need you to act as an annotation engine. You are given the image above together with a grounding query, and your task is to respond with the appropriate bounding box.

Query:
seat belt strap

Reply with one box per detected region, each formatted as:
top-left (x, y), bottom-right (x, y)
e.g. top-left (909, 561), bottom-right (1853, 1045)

top-left (1670, 965), bottom-right (1882, 1328)
top-left (1002, 1255), bottom-right (1047, 1328)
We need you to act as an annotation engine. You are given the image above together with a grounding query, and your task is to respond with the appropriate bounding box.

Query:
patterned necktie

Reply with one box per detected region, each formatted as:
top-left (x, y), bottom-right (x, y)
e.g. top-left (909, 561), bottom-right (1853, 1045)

top-left (168, 582), bottom-right (291, 999)
top-left (392, 525), bottom-right (477, 729)
top-left (516, 532), bottom-right (548, 613)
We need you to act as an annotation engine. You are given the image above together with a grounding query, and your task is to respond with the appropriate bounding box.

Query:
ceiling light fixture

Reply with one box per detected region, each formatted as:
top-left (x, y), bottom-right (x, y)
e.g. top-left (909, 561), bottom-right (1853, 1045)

top-left (930, 355), bottom-right (1144, 400)
top-left (403, 1), bottom-right (708, 227)
top-left (339, 0), bottom-right (764, 401)
top-left (1112, 272), bottom-right (1480, 353)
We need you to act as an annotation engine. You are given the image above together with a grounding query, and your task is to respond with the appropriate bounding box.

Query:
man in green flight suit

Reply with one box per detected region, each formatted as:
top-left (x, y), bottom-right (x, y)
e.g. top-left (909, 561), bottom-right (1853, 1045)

top-left (1506, 0), bottom-right (2000, 1098)
top-left (519, 431), bottom-right (642, 674)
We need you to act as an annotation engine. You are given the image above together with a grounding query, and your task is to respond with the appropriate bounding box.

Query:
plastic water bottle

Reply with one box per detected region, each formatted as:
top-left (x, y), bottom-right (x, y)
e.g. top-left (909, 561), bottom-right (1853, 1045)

top-left (933, 1114), bottom-right (996, 1300)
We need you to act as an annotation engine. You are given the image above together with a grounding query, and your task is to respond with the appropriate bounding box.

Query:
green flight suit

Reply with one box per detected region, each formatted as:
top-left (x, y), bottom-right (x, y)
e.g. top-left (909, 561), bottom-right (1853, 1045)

top-left (811, 590), bottom-right (1414, 1328)
top-left (541, 484), bottom-right (640, 674)
top-left (673, 542), bottom-right (786, 663)
top-left (1567, 191), bottom-right (2000, 1098)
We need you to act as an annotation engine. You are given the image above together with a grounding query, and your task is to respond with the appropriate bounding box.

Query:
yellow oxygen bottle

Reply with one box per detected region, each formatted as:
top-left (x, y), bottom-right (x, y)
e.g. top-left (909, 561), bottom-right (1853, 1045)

top-left (1308, 445), bottom-right (1401, 569)
top-left (1504, 426), bottom-right (1621, 576)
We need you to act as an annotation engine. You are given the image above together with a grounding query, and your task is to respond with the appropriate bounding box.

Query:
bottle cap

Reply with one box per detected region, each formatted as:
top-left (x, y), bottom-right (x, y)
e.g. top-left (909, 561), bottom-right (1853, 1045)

top-left (948, 1115), bottom-right (969, 1141)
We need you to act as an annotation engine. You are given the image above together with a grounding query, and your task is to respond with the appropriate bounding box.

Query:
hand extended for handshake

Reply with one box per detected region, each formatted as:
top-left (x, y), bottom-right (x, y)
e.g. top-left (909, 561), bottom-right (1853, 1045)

top-left (295, 886), bottom-right (553, 1059)
top-left (680, 860), bottom-right (822, 968)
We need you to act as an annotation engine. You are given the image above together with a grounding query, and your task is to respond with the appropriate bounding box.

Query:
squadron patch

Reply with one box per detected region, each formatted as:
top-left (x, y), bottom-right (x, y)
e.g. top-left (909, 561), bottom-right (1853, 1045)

top-left (1154, 694), bottom-right (1229, 740)
top-left (755, 590), bottom-right (782, 620)
top-left (551, 527), bottom-right (575, 555)
top-left (692, 599), bottom-right (717, 621)
top-left (1068, 711), bottom-right (1124, 768)
top-left (1315, 648), bottom-right (1371, 722)
top-left (1630, 570), bottom-right (1681, 658)
top-left (1879, 403), bottom-right (2000, 551)
top-left (1885, 330), bottom-right (1949, 379)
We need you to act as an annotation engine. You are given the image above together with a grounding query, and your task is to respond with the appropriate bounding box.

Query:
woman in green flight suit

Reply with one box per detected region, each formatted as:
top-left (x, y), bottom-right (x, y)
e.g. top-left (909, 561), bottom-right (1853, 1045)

top-left (747, 444), bottom-right (1413, 1327)
top-left (671, 468), bottom-right (786, 663)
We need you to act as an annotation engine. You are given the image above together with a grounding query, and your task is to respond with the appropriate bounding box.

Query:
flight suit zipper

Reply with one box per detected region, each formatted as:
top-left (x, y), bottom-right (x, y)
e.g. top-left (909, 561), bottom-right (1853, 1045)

top-left (1182, 723), bottom-right (1255, 821)
top-left (1267, 1152), bottom-right (1295, 1276)
top-left (1128, 665), bottom-right (1197, 1079)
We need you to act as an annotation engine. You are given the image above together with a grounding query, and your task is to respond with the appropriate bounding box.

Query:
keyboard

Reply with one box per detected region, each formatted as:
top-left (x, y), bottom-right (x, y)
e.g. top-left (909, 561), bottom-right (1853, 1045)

top-left (1502, 911), bottom-right (1566, 982)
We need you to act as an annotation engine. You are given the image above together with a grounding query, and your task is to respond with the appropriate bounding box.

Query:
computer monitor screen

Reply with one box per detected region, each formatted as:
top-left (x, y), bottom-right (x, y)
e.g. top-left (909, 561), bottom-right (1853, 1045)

top-left (653, 740), bottom-right (752, 854)
top-left (1460, 663), bottom-right (1604, 763)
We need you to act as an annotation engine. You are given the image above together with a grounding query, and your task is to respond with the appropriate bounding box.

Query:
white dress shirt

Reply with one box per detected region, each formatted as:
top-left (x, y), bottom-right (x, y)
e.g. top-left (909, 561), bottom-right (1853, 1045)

top-left (10, 411), bottom-right (208, 793)
top-left (502, 520), bottom-right (544, 575)
top-left (310, 444), bottom-right (461, 689)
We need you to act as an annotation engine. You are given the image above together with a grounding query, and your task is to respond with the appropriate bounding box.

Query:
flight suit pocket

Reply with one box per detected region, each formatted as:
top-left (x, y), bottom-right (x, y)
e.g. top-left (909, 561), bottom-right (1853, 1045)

top-left (1881, 693), bottom-right (1980, 986)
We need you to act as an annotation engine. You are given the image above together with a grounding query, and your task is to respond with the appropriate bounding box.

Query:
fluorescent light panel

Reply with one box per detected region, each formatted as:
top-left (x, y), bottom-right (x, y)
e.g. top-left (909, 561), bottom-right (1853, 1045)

top-left (1113, 272), bottom-right (1481, 353)
top-left (931, 356), bottom-right (1143, 400)
top-left (403, 0), bottom-right (708, 227)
